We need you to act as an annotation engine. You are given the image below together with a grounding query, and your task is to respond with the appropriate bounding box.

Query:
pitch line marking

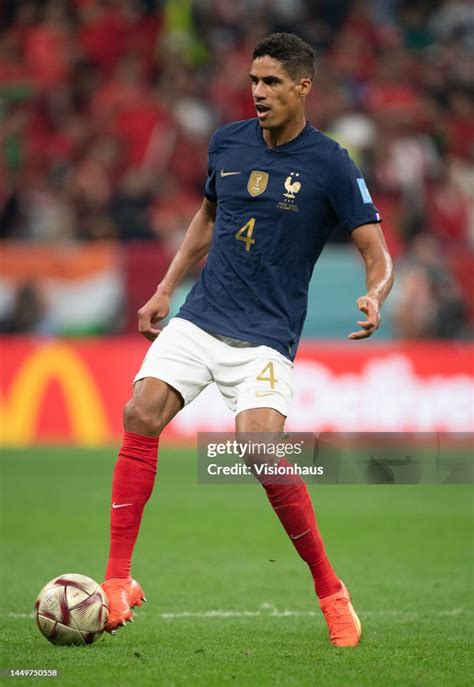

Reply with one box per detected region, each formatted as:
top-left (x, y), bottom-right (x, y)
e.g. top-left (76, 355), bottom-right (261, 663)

top-left (158, 606), bottom-right (472, 619)
top-left (10, 607), bottom-right (472, 620)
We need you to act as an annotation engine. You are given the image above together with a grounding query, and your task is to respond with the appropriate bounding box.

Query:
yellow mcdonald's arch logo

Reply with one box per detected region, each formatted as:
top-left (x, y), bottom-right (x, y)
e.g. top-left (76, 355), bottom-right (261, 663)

top-left (0, 342), bottom-right (110, 446)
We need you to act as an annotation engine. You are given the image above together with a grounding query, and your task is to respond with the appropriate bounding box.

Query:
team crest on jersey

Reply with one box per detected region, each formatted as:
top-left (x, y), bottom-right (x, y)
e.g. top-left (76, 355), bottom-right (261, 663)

top-left (247, 170), bottom-right (269, 197)
top-left (277, 172), bottom-right (301, 212)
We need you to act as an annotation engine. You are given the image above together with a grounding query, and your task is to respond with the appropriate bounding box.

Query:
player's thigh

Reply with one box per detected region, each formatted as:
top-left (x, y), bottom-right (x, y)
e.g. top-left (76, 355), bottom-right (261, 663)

top-left (134, 318), bottom-right (213, 408)
top-left (235, 407), bottom-right (286, 434)
top-left (124, 377), bottom-right (183, 436)
top-left (235, 408), bottom-right (286, 475)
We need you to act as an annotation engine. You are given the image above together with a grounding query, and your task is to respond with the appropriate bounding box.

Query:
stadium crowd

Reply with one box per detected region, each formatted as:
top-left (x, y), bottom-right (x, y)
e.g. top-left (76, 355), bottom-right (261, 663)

top-left (0, 0), bottom-right (472, 337)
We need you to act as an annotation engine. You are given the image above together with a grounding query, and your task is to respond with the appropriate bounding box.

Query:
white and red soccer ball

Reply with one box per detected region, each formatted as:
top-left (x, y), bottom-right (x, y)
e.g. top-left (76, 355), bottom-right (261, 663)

top-left (35, 574), bottom-right (108, 645)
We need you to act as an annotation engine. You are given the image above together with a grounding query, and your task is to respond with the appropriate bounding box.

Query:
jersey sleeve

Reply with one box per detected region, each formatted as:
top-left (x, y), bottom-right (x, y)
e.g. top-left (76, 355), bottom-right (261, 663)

top-left (204, 130), bottom-right (219, 202)
top-left (326, 147), bottom-right (381, 233)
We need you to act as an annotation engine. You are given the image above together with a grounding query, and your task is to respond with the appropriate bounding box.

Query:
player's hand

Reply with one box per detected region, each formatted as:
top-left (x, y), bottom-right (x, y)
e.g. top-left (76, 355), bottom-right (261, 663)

top-left (348, 295), bottom-right (380, 340)
top-left (137, 289), bottom-right (171, 341)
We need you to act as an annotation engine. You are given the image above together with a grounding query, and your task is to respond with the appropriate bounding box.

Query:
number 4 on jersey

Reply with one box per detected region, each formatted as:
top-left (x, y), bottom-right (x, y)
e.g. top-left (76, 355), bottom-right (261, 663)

top-left (235, 217), bottom-right (256, 251)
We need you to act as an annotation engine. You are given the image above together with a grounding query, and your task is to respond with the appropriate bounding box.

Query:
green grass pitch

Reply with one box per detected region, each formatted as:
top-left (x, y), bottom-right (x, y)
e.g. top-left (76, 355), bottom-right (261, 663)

top-left (1, 446), bottom-right (472, 686)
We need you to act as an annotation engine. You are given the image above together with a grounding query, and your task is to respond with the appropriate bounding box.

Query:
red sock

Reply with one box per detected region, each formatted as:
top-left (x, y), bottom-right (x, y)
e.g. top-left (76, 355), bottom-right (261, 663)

top-left (262, 459), bottom-right (341, 599)
top-left (105, 431), bottom-right (159, 580)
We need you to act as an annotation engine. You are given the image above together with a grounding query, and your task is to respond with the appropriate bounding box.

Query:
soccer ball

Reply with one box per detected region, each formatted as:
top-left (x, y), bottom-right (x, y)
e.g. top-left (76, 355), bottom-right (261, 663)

top-left (35, 573), bottom-right (108, 645)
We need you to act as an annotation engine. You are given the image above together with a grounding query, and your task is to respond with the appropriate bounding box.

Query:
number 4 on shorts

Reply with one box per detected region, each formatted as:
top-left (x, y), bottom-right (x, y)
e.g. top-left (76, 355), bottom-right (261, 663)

top-left (256, 361), bottom-right (278, 389)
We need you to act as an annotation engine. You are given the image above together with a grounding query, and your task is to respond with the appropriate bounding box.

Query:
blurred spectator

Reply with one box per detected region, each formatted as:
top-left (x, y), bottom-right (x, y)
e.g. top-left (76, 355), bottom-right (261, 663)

top-left (392, 234), bottom-right (468, 339)
top-left (22, 0), bottom-right (75, 91)
top-left (429, 0), bottom-right (474, 49)
top-left (0, 280), bottom-right (52, 334)
top-left (109, 167), bottom-right (155, 241)
top-left (426, 155), bottom-right (470, 246)
top-left (399, 4), bottom-right (433, 51)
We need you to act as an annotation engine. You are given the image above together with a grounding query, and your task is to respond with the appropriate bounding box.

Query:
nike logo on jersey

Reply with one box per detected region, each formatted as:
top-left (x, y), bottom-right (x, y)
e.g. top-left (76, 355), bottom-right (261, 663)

top-left (255, 391), bottom-right (277, 398)
top-left (112, 502), bottom-right (134, 509)
top-left (220, 169), bottom-right (241, 177)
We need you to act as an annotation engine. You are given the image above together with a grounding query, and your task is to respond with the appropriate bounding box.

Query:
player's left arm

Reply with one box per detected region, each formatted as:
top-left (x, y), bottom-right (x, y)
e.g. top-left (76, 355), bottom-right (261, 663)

top-left (348, 222), bottom-right (394, 340)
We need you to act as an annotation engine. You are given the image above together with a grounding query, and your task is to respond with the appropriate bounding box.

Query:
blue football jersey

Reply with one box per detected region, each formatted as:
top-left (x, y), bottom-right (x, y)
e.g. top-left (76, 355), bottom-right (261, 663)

top-left (178, 119), bottom-right (381, 360)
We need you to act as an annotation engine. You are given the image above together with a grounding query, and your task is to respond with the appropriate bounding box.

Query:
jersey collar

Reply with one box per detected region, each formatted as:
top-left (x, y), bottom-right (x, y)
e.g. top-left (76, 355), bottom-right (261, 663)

top-left (255, 119), bottom-right (311, 151)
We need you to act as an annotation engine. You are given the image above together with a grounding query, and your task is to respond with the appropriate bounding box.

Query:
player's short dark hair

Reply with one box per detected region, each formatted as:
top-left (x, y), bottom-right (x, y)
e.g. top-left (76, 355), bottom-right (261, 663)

top-left (252, 33), bottom-right (315, 81)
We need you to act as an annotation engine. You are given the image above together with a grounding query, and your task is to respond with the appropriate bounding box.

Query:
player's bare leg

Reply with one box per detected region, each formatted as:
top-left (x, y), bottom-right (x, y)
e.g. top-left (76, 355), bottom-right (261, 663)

top-left (236, 408), bottom-right (361, 647)
top-left (102, 377), bottom-right (182, 632)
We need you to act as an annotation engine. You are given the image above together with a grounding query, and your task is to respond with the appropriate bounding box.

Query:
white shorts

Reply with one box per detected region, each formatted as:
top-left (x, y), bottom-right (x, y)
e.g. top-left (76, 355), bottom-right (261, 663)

top-left (134, 317), bottom-right (294, 417)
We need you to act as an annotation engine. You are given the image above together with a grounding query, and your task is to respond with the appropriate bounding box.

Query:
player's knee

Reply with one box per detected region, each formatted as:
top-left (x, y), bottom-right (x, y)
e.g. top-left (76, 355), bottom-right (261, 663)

top-left (237, 418), bottom-right (276, 434)
top-left (236, 409), bottom-right (286, 434)
top-left (238, 418), bottom-right (265, 433)
top-left (123, 398), bottom-right (163, 436)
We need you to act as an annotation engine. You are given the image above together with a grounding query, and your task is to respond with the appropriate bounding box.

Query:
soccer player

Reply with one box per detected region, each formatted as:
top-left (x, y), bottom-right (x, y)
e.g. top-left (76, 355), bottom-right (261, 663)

top-left (102, 33), bottom-right (393, 647)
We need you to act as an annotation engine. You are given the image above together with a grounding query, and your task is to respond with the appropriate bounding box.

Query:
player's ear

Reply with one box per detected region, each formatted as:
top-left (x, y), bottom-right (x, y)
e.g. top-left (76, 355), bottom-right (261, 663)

top-left (298, 78), bottom-right (312, 97)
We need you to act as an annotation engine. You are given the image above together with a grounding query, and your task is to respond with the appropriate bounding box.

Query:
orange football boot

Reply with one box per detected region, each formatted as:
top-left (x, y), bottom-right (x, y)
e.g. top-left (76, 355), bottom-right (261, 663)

top-left (101, 577), bottom-right (146, 632)
top-left (319, 582), bottom-right (362, 647)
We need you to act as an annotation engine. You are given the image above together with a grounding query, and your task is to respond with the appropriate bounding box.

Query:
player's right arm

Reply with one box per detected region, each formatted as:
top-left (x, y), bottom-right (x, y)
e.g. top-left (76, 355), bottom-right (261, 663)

top-left (137, 197), bottom-right (217, 340)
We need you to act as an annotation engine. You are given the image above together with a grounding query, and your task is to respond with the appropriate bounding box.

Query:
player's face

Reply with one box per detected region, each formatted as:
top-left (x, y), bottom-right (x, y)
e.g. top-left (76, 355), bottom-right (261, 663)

top-left (249, 56), bottom-right (310, 131)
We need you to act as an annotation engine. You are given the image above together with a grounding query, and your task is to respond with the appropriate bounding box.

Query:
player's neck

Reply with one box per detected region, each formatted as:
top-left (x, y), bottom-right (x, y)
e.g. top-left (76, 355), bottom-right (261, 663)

top-left (262, 116), bottom-right (307, 148)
